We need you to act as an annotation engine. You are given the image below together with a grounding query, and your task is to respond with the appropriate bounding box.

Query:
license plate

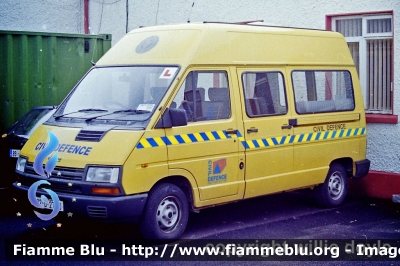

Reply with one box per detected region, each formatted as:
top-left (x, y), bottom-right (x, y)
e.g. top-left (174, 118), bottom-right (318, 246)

top-left (36, 197), bottom-right (64, 212)
top-left (9, 149), bottom-right (20, 158)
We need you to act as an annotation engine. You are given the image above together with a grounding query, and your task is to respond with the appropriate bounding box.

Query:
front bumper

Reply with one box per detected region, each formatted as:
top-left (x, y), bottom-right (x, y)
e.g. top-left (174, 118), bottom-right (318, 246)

top-left (353, 159), bottom-right (370, 179)
top-left (12, 182), bottom-right (148, 221)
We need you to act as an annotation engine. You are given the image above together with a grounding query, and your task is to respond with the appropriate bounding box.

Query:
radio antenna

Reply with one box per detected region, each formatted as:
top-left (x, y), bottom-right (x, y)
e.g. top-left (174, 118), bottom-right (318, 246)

top-left (187, 2), bottom-right (195, 23)
top-left (155, 0), bottom-right (160, 24)
top-left (236, 20), bottom-right (264, 25)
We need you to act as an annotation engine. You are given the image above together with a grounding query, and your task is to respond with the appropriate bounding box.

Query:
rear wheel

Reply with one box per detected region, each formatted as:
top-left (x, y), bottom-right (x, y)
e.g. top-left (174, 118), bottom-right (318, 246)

top-left (315, 163), bottom-right (348, 207)
top-left (139, 183), bottom-right (189, 241)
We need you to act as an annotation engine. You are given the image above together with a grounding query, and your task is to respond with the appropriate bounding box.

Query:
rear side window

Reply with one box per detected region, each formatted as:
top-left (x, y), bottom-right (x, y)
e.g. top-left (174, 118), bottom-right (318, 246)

top-left (292, 70), bottom-right (355, 114)
top-left (242, 71), bottom-right (287, 117)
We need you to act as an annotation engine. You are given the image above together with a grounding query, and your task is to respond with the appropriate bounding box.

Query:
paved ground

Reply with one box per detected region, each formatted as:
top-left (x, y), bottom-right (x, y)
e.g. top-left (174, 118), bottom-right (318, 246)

top-left (1, 188), bottom-right (400, 265)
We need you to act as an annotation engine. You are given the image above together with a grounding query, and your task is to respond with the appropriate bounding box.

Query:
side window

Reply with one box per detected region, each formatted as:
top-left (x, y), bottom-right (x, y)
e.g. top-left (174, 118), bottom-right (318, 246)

top-left (292, 70), bottom-right (355, 114)
top-left (242, 71), bottom-right (287, 117)
top-left (172, 71), bottom-right (231, 122)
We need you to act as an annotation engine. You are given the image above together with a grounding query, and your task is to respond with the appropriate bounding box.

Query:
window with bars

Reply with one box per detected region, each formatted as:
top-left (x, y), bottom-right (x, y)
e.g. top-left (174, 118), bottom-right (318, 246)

top-left (333, 14), bottom-right (393, 114)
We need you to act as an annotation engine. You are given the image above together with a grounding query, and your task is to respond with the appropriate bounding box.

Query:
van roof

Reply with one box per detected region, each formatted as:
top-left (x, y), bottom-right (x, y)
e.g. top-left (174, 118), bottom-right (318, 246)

top-left (97, 22), bottom-right (354, 67)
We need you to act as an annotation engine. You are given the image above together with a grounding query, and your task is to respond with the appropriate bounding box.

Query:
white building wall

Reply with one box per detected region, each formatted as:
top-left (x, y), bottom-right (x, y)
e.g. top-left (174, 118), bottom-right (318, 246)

top-left (0, 0), bottom-right (399, 173)
top-left (87, 0), bottom-right (399, 45)
top-left (0, 0), bottom-right (84, 33)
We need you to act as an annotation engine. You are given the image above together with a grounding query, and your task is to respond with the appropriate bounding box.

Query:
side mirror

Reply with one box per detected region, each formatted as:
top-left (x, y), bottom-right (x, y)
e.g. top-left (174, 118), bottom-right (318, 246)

top-left (155, 108), bottom-right (187, 128)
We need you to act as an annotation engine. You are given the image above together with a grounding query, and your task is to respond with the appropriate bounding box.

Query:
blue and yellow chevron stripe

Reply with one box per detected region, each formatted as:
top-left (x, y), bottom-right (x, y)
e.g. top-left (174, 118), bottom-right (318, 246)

top-left (136, 127), bottom-right (366, 149)
top-left (241, 127), bottom-right (366, 149)
top-left (136, 130), bottom-right (242, 149)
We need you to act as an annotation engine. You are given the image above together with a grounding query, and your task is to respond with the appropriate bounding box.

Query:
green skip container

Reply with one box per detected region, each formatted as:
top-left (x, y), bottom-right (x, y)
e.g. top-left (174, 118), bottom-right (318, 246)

top-left (0, 30), bottom-right (112, 132)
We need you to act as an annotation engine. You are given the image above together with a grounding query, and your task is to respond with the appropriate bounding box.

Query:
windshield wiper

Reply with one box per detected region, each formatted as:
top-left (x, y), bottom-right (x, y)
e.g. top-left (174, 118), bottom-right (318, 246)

top-left (84, 109), bottom-right (151, 122)
top-left (113, 109), bottom-right (152, 114)
top-left (78, 108), bottom-right (108, 112)
top-left (54, 108), bottom-right (108, 120)
top-left (85, 109), bottom-right (151, 122)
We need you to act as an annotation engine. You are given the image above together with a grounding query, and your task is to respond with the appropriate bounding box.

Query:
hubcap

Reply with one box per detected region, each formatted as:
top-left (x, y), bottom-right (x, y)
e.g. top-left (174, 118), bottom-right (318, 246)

top-left (156, 196), bottom-right (181, 232)
top-left (328, 171), bottom-right (344, 200)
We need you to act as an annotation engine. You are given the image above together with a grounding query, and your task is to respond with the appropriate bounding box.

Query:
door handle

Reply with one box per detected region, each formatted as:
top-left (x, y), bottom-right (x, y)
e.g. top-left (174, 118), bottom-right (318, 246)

top-left (247, 128), bottom-right (258, 133)
top-left (281, 125), bottom-right (293, 129)
top-left (225, 129), bottom-right (238, 135)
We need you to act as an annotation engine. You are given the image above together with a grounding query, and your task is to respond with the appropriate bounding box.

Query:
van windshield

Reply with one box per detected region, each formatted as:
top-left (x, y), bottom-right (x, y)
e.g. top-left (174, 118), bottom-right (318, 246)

top-left (55, 66), bottom-right (178, 122)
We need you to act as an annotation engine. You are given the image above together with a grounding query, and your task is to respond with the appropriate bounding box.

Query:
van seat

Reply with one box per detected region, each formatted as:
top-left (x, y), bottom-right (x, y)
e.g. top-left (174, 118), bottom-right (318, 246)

top-left (183, 88), bottom-right (206, 121)
top-left (184, 87), bottom-right (205, 102)
top-left (204, 87), bottom-right (230, 119)
top-left (296, 100), bottom-right (336, 113)
top-left (246, 98), bottom-right (266, 116)
top-left (334, 98), bottom-right (354, 111)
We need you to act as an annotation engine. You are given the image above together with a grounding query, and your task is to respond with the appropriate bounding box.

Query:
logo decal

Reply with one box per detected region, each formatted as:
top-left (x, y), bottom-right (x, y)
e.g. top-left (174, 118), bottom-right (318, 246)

top-left (213, 159), bottom-right (226, 174)
top-left (208, 159), bottom-right (227, 184)
top-left (135, 35), bottom-right (159, 54)
top-left (29, 131), bottom-right (61, 221)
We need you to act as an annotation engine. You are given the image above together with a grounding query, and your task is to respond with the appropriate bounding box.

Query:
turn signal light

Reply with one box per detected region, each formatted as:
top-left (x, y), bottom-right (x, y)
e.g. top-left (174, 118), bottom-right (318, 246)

top-left (91, 187), bottom-right (120, 195)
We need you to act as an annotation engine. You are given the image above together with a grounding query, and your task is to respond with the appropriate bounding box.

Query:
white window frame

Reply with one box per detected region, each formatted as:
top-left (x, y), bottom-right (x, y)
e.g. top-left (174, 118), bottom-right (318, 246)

top-left (332, 14), bottom-right (393, 114)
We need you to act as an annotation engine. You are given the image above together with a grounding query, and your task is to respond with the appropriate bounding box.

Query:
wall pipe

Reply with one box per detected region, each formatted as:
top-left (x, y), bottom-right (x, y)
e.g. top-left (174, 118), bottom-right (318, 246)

top-left (84, 0), bottom-right (89, 34)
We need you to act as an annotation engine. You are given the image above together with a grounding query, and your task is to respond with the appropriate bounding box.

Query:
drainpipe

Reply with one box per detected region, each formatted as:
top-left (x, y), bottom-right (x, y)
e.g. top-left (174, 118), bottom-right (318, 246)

top-left (84, 0), bottom-right (89, 34)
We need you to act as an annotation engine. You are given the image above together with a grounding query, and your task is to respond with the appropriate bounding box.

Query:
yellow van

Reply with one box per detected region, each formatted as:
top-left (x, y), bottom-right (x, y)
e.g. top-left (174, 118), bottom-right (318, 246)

top-left (14, 23), bottom-right (370, 240)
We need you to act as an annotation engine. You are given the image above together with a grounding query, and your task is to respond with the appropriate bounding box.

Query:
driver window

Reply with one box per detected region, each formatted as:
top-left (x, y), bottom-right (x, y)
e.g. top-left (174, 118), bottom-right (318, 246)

top-left (172, 71), bottom-right (231, 122)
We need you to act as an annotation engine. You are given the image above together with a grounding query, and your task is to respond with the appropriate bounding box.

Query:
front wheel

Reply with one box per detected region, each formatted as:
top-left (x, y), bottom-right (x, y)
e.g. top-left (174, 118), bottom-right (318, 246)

top-left (315, 163), bottom-right (348, 208)
top-left (139, 183), bottom-right (189, 241)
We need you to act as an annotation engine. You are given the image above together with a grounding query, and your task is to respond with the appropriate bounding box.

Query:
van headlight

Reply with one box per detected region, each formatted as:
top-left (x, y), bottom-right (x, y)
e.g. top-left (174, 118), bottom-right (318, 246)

top-left (16, 157), bottom-right (27, 172)
top-left (85, 167), bottom-right (119, 183)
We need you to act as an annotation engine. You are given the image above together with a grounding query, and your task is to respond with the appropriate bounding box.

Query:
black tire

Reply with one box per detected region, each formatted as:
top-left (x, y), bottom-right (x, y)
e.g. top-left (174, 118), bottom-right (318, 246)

top-left (315, 163), bottom-right (348, 208)
top-left (139, 183), bottom-right (189, 241)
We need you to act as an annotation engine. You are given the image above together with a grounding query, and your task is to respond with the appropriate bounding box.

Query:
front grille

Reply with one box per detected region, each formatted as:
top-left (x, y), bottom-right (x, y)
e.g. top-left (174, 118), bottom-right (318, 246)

top-left (25, 162), bottom-right (84, 181)
top-left (17, 176), bottom-right (83, 194)
top-left (75, 130), bottom-right (106, 142)
top-left (87, 206), bottom-right (108, 218)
